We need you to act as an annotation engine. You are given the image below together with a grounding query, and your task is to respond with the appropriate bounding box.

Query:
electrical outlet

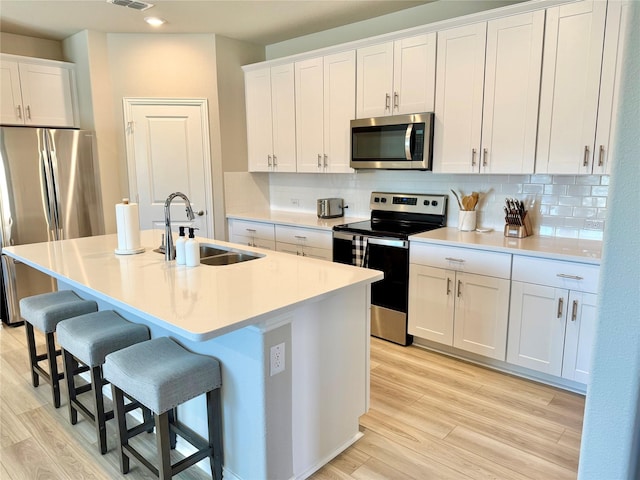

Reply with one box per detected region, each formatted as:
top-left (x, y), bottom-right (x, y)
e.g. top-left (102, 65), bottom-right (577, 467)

top-left (270, 342), bottom-right (285, 376)
top-left (290, 198), bottom-right (300, 207)
top-left (584, 219), bottom-right (605, 231)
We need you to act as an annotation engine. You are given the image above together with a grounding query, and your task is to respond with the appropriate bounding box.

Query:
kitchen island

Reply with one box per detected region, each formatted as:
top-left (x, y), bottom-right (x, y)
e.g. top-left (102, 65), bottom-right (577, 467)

top-left (2, 231), bottom-right (383, 480)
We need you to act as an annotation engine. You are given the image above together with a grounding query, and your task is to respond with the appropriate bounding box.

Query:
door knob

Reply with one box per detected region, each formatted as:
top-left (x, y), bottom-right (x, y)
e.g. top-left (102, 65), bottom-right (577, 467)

top-left (196, 210), bottom-right (204, 216)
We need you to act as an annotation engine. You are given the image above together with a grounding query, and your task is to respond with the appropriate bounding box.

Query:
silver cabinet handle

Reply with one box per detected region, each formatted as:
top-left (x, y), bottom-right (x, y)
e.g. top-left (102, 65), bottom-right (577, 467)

top-left (557, 297), bottom-right (564, 318)
top-left (598, 145), bottom-right (605, 167)
top-left (385, 93), bottom-right (391, 110)
top-left (268, 154), bottom-right (272, 167)
top-left (323, 154), bottom-right (328, 168)
top-left (571, 300), bottom-right (578, 322)
top-left (556, 273), bottom-right (584, 281)
top-left (245, 228), bottom-right (256, 233)
top-left (445, 257), bottom-right (466, 263)
top-left (317, 154), bottom-right (322, 168)
top-left (393, 92), bottom-right (399, 109)
top-left (457, 280), bottom-right (462, 298)
top-left (583, 145), bottom-right (590, 167)
top-left (273, 155), bottom-right (278, 166)
top-left (16, 105), bottom-right (22, 119)
top-left (471, 148), bottom-right (477, 167)
top-left (446, 277), bottom-right (452, 295)
top-left (26, 105), bottom-right (31, 119)
top-left (483, 148), bottom-right (488, 167)
top-left (294, 235), bottom-right (307, 240)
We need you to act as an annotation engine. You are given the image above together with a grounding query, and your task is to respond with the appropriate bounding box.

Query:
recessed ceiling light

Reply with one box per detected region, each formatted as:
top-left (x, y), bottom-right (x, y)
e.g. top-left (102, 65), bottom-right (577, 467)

top-left (144, 17), bottom-right (166, 27)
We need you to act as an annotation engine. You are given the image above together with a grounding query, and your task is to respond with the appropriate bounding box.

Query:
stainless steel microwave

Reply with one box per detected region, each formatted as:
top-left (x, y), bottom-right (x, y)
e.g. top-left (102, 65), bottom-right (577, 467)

top-left (350, 112), bottom-right (434, 170)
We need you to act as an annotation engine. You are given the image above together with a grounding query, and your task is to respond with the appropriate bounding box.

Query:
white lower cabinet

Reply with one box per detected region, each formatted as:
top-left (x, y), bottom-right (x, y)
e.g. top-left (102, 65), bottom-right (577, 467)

top-left (409, 244), bottom-right (511, 360)
top-left (228, 219), bottom-right (275, 250)
top-left (275, 225), bottom-right (332, 261)
top-left (507, 256), bottom-right (599, 384)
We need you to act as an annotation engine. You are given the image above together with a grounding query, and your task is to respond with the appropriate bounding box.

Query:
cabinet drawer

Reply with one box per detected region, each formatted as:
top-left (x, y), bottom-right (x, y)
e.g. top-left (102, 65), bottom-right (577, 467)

top-left (229, 219), bottom-right (275, 240)
top-left (512, 256), bottom-right (600, 294)
top-left (230, 233), bottom-right (275, 250)
top-left (275, 225), bottom-right (332, 249)
top-left (410, 243), bottom-right (511, 279)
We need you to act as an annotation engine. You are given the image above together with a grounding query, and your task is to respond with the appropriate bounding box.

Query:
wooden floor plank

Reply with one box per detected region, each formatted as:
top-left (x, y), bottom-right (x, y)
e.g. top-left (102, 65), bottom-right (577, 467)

top-left (0, 437), bottom-right (68, 480)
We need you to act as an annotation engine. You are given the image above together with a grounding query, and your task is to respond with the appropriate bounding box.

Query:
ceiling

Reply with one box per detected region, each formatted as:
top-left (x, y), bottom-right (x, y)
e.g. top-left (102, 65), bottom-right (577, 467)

top-left (0, 0), bottom-right (438, 46)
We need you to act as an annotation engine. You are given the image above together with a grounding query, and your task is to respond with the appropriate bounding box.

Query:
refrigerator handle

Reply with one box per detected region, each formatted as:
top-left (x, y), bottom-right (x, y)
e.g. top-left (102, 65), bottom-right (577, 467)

top-left (39, 135), bottom-right (56, 236)
top-left (44, 130), bottom-right (63, 240)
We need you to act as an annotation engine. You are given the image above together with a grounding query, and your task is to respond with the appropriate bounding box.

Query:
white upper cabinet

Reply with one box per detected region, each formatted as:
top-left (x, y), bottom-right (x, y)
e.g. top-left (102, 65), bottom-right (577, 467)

top-left (296, 51), bottom-right (355, 173)
top-left (536, 0), bottom-right (607, 174)
top-left (245, 64), bottom-right (296, 172)
top-left (356, 33), bottom-right (436, 118)
top-left (434, 11), bottom-right (544, 174)
top-left (1, 55), bottom-right (77, 127)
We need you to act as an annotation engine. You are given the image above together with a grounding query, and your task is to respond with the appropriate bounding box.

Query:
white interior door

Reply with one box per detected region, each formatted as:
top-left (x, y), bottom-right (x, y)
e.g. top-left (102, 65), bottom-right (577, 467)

top-left (123, 98), bottom-right (213, 239)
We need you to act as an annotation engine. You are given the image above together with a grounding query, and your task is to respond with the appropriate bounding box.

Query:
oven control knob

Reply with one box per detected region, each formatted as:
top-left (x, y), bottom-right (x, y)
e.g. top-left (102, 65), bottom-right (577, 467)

top-left (374, 197), bottom-right (380, 203)
top-left (381, 198), bottom-right (387, 203)
top-left (423, 200), bottom-right (430, 206)
top-left (431, 200), bottom-right (438, 206)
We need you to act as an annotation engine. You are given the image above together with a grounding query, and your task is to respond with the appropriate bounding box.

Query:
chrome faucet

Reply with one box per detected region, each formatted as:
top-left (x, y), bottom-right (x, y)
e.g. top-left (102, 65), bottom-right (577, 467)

top-left (164, 192), bottom-right (196, 261)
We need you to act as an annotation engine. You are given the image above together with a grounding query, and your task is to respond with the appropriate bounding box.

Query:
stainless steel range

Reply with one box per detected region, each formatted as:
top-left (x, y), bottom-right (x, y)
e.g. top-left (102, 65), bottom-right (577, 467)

top-left (333, 192), bottom-right (447, 345)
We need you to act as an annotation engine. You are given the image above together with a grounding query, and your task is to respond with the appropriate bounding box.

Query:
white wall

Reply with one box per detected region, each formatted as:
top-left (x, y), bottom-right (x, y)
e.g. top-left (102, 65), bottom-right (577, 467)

top-left (578, 2), bottom-right (640, 478)
top-left (0, 32), bottom-right (63, 60)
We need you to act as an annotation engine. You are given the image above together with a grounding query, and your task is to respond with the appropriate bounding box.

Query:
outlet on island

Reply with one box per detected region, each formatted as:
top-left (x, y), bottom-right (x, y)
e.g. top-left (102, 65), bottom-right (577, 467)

top-left (270, 342), bottom-right (285, 376)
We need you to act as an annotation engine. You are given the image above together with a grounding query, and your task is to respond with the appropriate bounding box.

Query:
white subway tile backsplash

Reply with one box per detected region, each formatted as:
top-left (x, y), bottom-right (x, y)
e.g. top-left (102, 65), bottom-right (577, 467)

top-left (257, 171), bottom-right (608, 241)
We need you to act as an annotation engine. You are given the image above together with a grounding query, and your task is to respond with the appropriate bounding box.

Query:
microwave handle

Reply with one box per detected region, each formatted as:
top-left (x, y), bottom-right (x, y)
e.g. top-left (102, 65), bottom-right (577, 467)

top-left (405, 124), bottom-right (414, 160)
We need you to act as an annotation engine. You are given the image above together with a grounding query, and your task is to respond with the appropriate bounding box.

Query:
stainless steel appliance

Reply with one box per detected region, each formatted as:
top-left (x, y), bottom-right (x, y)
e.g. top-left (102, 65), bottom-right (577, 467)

top-left (317, 198), bottom-right (344, 219)
top-left (350, 112), bottom-right (434, 170)
top-left (333, 192), bottom-right (447, 345)
top-left (0, 127), bottom-right (104, 325)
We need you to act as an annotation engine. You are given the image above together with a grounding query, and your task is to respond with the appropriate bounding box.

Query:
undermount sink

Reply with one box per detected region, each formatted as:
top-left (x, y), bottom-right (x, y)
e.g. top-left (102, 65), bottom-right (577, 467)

top-left (155, 242), bottom-right (263, 265)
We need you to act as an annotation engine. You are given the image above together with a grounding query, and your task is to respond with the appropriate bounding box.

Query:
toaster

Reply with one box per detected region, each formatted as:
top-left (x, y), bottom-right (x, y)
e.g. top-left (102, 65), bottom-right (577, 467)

top-left (317, 198), bottom-right (344, 218)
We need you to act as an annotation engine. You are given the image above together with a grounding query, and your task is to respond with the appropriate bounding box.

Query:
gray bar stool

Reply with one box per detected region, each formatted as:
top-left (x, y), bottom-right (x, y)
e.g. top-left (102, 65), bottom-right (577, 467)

top-left (19, 290), bottom-right (98, 408)
top-left (56, 310), bottom-right (151, 454)
top-left (103, 337), bottom-right (223, 480)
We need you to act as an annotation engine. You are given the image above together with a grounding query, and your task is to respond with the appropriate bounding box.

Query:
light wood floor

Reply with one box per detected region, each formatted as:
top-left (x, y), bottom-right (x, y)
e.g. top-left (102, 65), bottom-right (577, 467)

top-left (0, 323), bottom-right (584, 479)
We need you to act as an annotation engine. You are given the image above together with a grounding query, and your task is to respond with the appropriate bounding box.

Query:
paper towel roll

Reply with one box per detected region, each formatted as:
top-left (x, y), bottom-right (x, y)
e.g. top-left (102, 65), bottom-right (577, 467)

top-left (115, 199), bottom-right (144, 255)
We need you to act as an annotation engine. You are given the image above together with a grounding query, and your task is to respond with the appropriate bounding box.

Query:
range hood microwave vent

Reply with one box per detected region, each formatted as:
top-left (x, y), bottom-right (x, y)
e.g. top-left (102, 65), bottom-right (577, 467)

top-left (107, 0), bottom-right (154, 11)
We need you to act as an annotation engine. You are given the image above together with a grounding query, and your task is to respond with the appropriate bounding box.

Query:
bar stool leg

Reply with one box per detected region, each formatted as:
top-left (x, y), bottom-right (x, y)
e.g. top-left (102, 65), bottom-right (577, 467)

top-left (168, 408), bottom-right (177, 449)
top-left (61, 349), bottom-right (79, 424)
top-left (155, 412), bottom-right (172, 480)
top-left (90, 366), bottom-right (108, 454)
top-left (45, 332), bottom-right (61, 408)
top-left (25, 323), bottom-right (39, 387)
top-left (207, 389), bottom-right (224, 480)
top-left (112, 385), bottom-right (130, 474)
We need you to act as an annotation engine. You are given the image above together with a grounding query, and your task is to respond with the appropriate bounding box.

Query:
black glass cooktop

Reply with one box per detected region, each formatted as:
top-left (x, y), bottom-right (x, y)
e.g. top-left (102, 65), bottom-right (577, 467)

top-left (333, 219), bottom-right (442, 239)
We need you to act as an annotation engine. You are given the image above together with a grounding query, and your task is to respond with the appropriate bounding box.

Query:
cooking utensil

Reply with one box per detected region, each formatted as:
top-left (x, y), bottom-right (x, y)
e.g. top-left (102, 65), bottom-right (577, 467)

top-left (451, 190), bottom-right (463, 209)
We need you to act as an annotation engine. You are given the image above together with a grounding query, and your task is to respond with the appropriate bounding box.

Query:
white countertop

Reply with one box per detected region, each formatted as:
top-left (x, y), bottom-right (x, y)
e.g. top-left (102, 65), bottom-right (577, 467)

top-left (3, 231), bottom-right (382, 341)
top-left (410, 228), bottom-right (602, 264)
top-left (226, 210), bottom-right (366, 230)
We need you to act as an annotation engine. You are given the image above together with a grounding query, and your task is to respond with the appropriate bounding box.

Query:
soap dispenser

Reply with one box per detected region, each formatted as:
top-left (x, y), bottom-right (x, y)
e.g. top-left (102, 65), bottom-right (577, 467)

top-left (185, 227), bottom-right (200, 267)
top-left (175, 226), bottom-right (187, 265)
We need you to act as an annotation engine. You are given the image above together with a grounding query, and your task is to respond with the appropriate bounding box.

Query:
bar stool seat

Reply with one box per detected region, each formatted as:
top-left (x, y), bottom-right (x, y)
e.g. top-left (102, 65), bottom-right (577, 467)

top-left (57, 310), bottom-right (150, 454)
top-left (104, 337), bottom-right (223, 480)
top-left (19, 290), bottom-right (98, 408)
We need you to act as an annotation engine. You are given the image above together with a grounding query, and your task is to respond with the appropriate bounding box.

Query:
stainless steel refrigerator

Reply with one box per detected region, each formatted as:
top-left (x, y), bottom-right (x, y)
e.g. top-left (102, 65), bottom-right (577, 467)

top-left (0, 127), bottom-right (104, 325)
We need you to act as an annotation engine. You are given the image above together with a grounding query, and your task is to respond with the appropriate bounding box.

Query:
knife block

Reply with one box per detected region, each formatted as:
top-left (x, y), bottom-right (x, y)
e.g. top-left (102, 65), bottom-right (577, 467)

top-left (504, 212), bottom-right (533, 238)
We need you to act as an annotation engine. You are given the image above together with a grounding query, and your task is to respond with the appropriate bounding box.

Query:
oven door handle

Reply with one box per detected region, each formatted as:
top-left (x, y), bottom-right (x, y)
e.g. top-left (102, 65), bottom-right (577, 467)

top-left (333, 232), bottom-right (408, 249)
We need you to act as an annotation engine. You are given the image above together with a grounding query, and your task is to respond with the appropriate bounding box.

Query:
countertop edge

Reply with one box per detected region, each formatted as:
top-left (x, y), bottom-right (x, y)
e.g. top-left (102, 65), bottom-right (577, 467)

top-left (226, 210), bottom-right (366, 231)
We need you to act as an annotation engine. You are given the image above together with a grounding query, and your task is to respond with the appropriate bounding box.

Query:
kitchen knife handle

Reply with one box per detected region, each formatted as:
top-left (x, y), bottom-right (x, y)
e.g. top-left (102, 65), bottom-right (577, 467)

top-left (557, 297), bottom-right (564, 319)
top-left (446, 278), bottom-right (452, 295)
top-left (556, 273), bottom-right (584, 281)
top-left (583, 145), bottom-right (590, 167)
top-left (482, 148), bottom-right (488, 167)
top-left (471, 148), bottom-right (477, 167)
top-left (598, 145), bottom-right (605, 167)
top-left (571, 300), bottom-right (578, 322)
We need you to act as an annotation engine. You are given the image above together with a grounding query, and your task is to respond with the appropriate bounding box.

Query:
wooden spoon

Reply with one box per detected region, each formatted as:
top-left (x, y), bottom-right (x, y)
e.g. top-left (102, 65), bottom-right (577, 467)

top-left (462, 195), bottom-right (473, 211)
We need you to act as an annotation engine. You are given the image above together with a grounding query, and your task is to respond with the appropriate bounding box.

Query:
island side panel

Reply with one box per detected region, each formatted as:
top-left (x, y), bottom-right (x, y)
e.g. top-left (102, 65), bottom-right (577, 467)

top-left (291, 283), bottom-right (370, 478)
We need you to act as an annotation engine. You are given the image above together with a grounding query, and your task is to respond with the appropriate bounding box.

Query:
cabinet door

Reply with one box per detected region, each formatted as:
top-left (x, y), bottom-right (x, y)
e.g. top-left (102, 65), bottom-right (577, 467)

top-left (393, 33), bottom-right (436, 115)
top-left (593, 0), bottom-right (629, 175)
top-left (323, 51), bottom-right (355, 173)
top-left (0, 60), bottom-right (24, 125)
top-left (481, 11), bottom-right (544, 174)
top-left (536, 0), bottom-right (607, 174)
top-left (356, 42), bottom-right (394, 118)
top-left (562, 291), bottom-right (598, 384)
top-left (507, 282), bottom-right (568, 376)
top-left (433, 23), bottom-right (487, 173)
top-left (18, 63), bottom-right (75, 127)
top-left (245, 68), bottom-right (274, 171)
top-left (408, 265), bottom-right (455, 345)
top-left (270, 64), bottom-right (297, 172)
top-left (453, 272), bottom-right (510, 360)
top-left (295, 57), bottom-right (325, 173)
